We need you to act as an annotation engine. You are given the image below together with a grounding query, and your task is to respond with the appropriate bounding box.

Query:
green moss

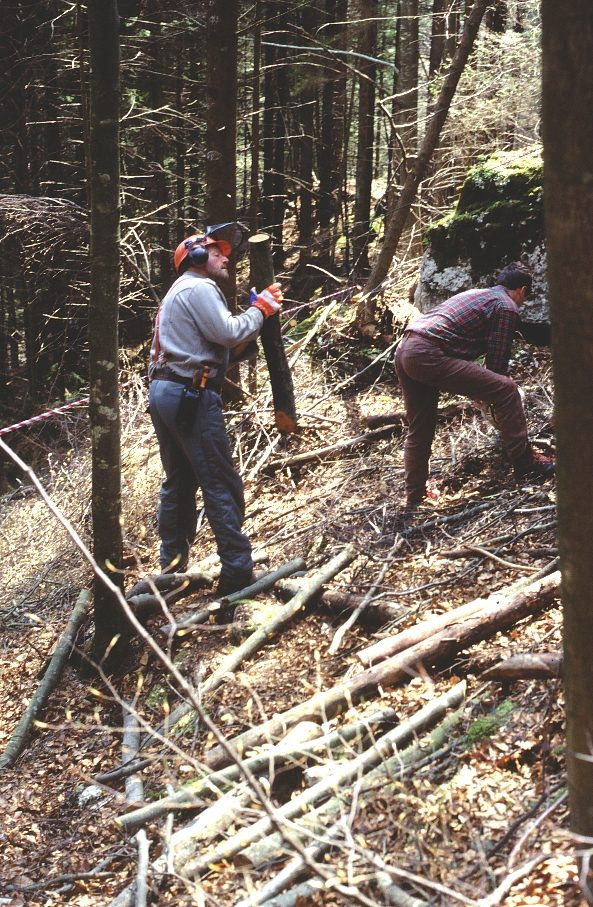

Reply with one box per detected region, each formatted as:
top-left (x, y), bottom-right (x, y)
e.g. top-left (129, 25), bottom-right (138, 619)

top-left (424, 146), bottom-right (543, 275)
top-left (465, 699), bottom-right (515, 745)
top-left (145, 683), bottom-right (169, 708)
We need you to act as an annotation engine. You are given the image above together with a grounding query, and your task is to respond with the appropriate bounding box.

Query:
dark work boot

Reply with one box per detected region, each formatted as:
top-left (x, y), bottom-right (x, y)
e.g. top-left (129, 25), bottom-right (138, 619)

top-left (405, 480), bottom-right (440, 511)
top-left (513, 445), bottom-right (555, 482)
top-left (161, 553), bottom-right (189, 574)
top-left (216, 569), bottom-right (257, 598)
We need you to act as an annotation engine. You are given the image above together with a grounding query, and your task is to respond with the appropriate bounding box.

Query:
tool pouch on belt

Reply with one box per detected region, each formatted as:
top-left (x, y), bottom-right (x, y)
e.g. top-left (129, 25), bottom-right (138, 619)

top-left (176, 386), bottom-right (200, 432)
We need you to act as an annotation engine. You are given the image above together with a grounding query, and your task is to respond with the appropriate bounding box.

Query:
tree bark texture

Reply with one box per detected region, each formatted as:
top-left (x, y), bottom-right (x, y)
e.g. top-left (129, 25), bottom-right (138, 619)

top-left (249, 233), bottom-right (297, 432)
top-left (429, 0), bottom-right (448, 76)
top-left (394, 0), bottom-right (419, 170)
top-left (87, 0), bottom-right (128, 667)
top-left (359, 0), bottom-right (489, 325)
top-left (205, 0), bottom-right (239, 321)
top-left (317, 0), bottom-right (347, 263)
top-left (483, 652), bottom-right (562, 681)
top-left (542, 0), bottom-right (593, 852)
top-left (248, 0), bottom-right (262, 233)
top-left (204, 0), bottom-right (237, 227)
top-left (351, 0), bottom-right (378, 276)
top-left (261, 2), bottom-right (289, 263)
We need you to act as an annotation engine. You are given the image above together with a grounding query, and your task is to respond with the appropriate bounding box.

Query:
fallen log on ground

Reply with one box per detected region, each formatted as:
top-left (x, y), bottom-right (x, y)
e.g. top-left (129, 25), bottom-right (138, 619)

top-left (0, 588), bottom-right (91, 771)
top-left (233, 821), bottom-right (342, 907)
top-left (363, 401), bottom-right (473, 429)
top-left (236, 703), bottom-right (463, 872)
top-left (118, 706), bottom-right (398, 831)
top-left (107, 703), bottom-right (460, 907)
top-left (275, 578), bottom-right (406, 626)
top-left (204, 571), bottom-right (560, 771)
top-left (180, 682), bottom-right (466, 878)
top-left (482, 651), bottom-right (562, 681)
top-left (122, 708), bottom-right (149, 907)
top-left (166, 557), bottom-right (307, 634)
top-left (266, 425), bottom-right (403, 470)
top-left (329, 535), bottom-right (405, 654)
top-left (358, 569), bottom-right (562, 668)
top-left (138, 545), bottom-right (358, 752)
top-left (240, 880), bottom-right (320, 907)
top-left (126, 550), bottom-right (271, 619)
top-left (171, 783), bottom-right (253, 866)
top-left (107, 786), bottom-right (254, 907)
top-left (376, 875), bottom-right (428, 907)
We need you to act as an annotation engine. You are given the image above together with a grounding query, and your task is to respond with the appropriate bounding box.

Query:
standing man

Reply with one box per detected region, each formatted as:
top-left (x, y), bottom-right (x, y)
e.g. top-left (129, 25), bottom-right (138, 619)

top-left (395, 262), bottom-right (554, 509)
top-left (149, 224), bottom-right (282, 594)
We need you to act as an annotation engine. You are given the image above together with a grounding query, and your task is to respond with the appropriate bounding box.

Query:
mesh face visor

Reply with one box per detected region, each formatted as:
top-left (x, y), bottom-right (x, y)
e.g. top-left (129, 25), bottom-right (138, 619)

top-left (205, 222), bottom-right (249, 259)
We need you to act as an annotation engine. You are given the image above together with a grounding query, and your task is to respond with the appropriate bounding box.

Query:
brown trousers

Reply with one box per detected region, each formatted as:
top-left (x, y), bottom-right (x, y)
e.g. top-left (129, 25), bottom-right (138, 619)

top-left (395, 331), bottom-right (529, 504)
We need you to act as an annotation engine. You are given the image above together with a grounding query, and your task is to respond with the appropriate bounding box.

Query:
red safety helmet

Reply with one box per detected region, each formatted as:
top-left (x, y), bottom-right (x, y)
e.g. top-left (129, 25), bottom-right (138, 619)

top-left (173, 222), bottom-right (247, 274)
top-left (173, 234), bottom-right (232, 274)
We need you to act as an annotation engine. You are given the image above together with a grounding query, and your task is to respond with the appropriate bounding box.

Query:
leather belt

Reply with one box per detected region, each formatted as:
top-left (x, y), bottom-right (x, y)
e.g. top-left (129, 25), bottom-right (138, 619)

top-left (152, 369), bottom-right (221, 392)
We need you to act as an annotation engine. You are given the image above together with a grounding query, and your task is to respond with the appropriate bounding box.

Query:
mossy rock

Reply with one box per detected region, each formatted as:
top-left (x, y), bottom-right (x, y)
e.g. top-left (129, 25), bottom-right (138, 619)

top-left (415, 146), bottom-right (548, 321)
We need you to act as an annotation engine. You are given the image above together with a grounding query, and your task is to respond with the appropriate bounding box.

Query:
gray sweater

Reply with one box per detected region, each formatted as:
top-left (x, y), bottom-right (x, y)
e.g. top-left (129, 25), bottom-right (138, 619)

top-left (150, 272), bottom-right (264, 379)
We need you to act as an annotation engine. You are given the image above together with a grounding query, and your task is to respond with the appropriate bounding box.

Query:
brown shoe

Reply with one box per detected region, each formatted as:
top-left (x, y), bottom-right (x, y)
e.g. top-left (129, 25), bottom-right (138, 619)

top-left (513, 445), bottom-right (555, 481)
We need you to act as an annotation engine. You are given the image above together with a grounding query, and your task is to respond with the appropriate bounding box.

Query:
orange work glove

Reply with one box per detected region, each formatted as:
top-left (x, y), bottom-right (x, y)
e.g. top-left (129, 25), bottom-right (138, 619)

top-left (249, 283), bottom-right (283, 318)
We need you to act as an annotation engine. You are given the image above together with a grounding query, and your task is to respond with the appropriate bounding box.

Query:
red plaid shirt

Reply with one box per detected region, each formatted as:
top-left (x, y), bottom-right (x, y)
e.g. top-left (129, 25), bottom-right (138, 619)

top-left (408, 285), bottom-right (520, 375)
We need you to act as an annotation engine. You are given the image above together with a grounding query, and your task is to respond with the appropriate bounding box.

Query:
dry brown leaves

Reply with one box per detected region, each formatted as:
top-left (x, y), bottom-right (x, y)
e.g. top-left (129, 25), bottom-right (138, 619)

top-left (0, 341), bottom-right (579, 905)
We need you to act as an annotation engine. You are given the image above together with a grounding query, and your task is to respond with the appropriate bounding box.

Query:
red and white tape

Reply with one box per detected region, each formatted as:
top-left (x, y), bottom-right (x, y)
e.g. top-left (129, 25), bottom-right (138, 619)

top-left (0, 397), bottom-right (89, 437)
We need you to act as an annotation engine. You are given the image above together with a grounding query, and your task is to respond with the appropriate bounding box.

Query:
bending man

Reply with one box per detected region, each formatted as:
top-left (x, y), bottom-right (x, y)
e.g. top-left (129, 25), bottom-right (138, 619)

top-left (395, 262), bottom-right (554, 509)
top-left (148, 225), bottom-right (282, 594)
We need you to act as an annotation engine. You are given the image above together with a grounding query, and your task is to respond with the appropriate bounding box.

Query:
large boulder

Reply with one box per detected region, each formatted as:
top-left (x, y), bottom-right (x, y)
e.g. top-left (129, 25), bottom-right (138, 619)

top-left (414, 146), bottom-right (547, 322)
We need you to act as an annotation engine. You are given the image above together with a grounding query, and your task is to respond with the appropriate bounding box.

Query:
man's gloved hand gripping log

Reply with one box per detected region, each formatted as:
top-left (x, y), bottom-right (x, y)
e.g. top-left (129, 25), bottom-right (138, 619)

top-left (395, 261), bottom-right (554, 511)
top-left (148, 224), bottom-right (282, 594)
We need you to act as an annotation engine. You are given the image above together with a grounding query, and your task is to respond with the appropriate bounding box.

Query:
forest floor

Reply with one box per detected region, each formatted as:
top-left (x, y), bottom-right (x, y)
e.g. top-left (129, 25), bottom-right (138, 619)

top-left (0, 297), bottom-right (582, 906)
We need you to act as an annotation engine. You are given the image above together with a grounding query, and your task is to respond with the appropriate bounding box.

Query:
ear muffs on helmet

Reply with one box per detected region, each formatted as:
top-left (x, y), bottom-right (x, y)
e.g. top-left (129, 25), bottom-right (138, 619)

top-left (173, 234), bottom-right (234, 274)
top-left (186, 237), bottom-right (209, 266)
top-left (173, 223), bottom-right (247, 274)
top-left (173, 235), bottom-right (207, 273)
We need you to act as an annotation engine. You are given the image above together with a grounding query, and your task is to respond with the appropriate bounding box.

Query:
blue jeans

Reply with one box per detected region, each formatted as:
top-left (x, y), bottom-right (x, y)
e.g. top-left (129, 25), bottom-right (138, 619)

top-left (149, 379), bottom-right (253, 579)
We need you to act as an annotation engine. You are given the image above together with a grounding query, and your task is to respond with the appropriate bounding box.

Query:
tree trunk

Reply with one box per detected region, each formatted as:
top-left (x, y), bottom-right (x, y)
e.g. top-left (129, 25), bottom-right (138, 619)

top-left (149, 21), bottom-right (170, 295)
top-left (204, 0), bottom-right (238, 227)
top-left (248, 0), bottom-right (262, 234)
top-left (248, 233), bottom-right (297, 432)
top-left (351, 0), bottom-right (378, 277)
top-left (429, 0), bottom-right (448, 77)
top-left (87, 0), bottom-right (128, 669)
top-left (174, 48), bottom-right (186, 241)
top-left (261, 3), bottom-right (288, 265)
top-left (394, 0), bottom-right (419, 175)
top-left (485, 0), bottom-right (507, 32)
top-left (204, 0), bottom-right (238, 311)
top-left (317, 0), bottom-right (347, 265)
top-left (542, 0), bottom-right (593, 881)
top-left (357, 0), bottom-right (489, 329)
